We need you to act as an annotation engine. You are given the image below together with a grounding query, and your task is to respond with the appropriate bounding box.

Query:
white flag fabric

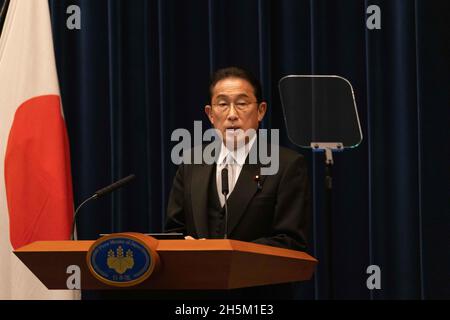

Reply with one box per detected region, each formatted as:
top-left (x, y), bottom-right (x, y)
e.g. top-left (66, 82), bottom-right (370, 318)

top-left (0, 0), bottom-right (79, 299)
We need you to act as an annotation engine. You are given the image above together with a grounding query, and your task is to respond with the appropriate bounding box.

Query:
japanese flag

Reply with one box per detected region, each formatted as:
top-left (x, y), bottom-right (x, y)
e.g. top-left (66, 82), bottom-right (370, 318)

top-left (0, 0), bottom-right (78, 299)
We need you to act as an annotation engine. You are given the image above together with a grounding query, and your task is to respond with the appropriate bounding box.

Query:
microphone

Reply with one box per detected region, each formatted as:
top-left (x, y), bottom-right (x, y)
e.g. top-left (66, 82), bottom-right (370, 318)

top-left (221, 168), bottom-right (229, 195)
top-left (93, 174), bottom-right (136, 198)
top-left (71, 174), bottom-right (136, 240)
top-left (221, 168), bottom-right (229, 239)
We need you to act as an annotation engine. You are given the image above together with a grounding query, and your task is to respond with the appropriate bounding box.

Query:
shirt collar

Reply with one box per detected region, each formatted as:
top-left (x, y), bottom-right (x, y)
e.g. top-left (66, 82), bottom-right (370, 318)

top-left (217, 134), bottom-right (257, 166)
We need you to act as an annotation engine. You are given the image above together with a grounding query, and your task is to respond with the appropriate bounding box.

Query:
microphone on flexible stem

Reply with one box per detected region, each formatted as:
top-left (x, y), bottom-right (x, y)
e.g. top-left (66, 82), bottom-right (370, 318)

top-left (70, 174), bottom-right (136, 240)
top-left (221, 168), bottom-right (229, 239)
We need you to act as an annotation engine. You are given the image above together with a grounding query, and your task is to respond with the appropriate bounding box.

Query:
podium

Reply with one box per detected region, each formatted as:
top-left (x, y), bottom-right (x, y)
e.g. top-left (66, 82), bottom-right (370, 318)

top-left (14, 235), bottom-right (318, 290)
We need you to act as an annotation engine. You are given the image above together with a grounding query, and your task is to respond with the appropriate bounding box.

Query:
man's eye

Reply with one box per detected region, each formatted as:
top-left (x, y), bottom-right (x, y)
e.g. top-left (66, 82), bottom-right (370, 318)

top-left (218, 103), bottom-right (228, 107)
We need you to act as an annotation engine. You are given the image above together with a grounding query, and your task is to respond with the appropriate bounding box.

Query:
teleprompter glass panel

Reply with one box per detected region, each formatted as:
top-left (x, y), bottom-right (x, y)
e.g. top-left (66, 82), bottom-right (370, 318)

top-left (279, 75), bottom-right (362, 148)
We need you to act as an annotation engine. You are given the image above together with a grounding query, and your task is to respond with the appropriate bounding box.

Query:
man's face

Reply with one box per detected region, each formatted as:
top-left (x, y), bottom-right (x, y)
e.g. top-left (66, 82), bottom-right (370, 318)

top-left (204, 77), bottom-right (267, 147)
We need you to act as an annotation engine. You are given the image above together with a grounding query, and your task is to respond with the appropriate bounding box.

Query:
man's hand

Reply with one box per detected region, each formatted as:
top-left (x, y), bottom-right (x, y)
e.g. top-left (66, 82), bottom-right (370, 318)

top-left (184, 236), bottom-right (206, 240)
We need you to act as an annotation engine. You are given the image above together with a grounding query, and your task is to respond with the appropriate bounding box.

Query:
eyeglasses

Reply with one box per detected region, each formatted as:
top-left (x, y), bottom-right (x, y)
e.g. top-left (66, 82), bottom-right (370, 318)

top-left (212, 101), bottom-right (258, 111)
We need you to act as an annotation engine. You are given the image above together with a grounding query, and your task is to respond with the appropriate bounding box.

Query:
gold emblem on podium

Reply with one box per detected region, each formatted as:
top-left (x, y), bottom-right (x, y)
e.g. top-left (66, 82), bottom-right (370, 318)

top-left (87, 233), bottom-right (159, 287)
top-left (107, 246), bottom-right (134, 274)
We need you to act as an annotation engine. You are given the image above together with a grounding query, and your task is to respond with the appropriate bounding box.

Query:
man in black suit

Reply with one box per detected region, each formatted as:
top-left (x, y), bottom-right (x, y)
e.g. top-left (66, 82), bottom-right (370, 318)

top-left (165, 67), bottom-right (311, 299)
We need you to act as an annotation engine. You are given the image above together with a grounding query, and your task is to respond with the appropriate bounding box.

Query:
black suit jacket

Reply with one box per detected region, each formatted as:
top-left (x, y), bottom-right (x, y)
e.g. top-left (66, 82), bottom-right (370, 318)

top-left (166, 144), bottom-right (311, 251)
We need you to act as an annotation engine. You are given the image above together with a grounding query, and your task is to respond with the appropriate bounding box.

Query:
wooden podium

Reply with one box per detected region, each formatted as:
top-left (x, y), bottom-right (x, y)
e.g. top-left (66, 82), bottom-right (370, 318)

top-left (14, 236), bottom-right (318, 290)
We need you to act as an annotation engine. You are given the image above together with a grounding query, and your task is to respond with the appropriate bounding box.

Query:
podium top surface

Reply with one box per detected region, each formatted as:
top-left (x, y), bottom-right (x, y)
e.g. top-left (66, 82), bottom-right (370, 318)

top-left (15, 239), bottom-right (317, 263)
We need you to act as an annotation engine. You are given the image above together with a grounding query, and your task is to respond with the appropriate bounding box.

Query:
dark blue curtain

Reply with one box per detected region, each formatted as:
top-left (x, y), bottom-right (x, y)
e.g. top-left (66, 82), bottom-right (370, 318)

top-left (46, 0), bottom-right (449, 299)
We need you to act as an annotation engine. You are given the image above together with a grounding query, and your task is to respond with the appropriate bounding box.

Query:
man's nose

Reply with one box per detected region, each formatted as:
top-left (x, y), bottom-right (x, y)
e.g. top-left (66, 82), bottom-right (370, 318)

top-left (226, 105), bottom-right (239, 121)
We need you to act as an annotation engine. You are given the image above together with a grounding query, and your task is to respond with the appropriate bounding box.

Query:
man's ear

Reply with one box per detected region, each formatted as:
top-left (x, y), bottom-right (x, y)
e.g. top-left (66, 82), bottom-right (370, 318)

top-left (204, 105), bottom-right (214, 125)
top-left (257, 102), bottom-right (267, 122)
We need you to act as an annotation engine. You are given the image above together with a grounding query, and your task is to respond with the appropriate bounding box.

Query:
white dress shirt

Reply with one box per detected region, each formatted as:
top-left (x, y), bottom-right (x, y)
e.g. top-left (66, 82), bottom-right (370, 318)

top-left (216, 135), bottom-right (256, 207)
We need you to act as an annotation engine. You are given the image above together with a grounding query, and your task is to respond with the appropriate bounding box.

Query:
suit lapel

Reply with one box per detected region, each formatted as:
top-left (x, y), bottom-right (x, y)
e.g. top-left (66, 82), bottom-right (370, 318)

top-left (190, 163), bottom-right (213, 238)
top-left (224, 135), bottom-right (269, 236)
top-left (226, 163), bottom-right (264, 236)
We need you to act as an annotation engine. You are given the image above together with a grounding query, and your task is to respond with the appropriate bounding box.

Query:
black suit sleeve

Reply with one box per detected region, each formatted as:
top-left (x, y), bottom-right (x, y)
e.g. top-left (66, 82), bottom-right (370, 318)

top-left (252, 155), bottom-right (311, 251)
top-left (165, 164), bottom-right (186, 234)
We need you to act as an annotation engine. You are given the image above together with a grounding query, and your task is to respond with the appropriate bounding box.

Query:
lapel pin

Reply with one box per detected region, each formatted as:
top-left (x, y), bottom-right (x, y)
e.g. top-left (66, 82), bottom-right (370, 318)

top-left (254, 175), bottom-right (263, 191)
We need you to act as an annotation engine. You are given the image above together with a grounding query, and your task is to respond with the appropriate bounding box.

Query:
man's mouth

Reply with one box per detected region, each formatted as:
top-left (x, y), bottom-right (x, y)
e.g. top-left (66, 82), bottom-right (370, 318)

top-left (225, 127), bottom-right (241, 131)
